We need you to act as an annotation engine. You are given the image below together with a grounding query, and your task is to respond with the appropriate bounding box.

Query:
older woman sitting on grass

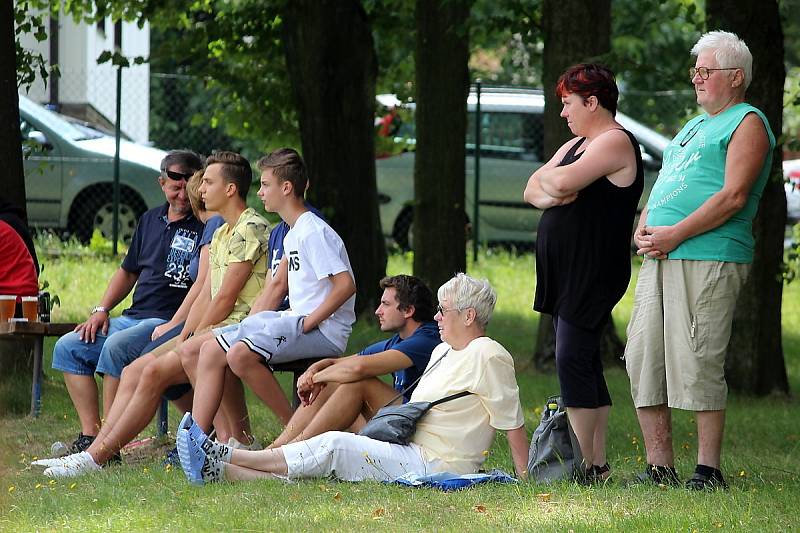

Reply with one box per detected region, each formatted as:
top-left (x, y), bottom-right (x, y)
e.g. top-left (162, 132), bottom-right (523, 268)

top-left (176, 272), bottom-right (529, 484)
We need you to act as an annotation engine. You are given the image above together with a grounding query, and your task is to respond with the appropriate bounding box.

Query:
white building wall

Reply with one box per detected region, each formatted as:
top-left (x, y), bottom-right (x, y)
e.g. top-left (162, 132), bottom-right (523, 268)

top-left (17, 11), bottom-right (151, 143)
top-left (86, 18), bottom-right (151, 143)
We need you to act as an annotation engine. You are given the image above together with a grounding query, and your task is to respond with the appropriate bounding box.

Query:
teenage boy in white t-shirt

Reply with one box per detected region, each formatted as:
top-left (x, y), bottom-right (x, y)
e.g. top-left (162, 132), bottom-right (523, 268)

top-left (177, 148), bottom-right (357, 438)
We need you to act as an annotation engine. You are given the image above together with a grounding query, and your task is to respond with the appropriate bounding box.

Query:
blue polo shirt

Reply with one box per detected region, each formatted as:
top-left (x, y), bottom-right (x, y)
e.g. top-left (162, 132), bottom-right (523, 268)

top-left (359, 321), bottom-right (441, 401)
top-left (121, 203), bottom-right (204, 320)
top-left (268, 203), bottom-right (325, 311)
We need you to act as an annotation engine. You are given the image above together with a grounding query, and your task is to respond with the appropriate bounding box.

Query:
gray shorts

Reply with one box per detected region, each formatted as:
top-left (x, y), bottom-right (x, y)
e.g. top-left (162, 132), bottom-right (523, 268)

top-left (213, 310), bottom-right (341, 364)
top-left (624, 259), bottom-right (750, 411)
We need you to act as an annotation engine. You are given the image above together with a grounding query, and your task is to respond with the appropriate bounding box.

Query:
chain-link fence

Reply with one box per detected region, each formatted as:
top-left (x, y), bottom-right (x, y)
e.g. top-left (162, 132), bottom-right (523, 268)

top-left (21, 68), bottom-right (240, 250)
top-left (22, 66), bottom-right (154, 248)
top-left (23, 71), bottom-right (696, 254)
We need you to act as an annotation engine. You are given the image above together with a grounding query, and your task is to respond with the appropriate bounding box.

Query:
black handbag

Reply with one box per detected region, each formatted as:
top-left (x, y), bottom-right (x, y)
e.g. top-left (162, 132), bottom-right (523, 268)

top-left (358, 348), bottom-right (472, 445)
top-left (358, 391), bottom-right (472, 445)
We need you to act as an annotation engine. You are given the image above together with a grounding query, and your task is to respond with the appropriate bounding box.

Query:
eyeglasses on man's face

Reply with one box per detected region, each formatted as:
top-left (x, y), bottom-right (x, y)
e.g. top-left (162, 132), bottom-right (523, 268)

top-left (688, 66), bottom-right (739, 81)
top-left (162, 169), bottom-right (193, 181)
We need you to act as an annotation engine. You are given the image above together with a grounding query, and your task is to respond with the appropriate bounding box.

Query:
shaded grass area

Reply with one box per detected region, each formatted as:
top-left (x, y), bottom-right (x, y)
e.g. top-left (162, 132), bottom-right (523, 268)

top-left (0, 249), bottom-right (798, 531)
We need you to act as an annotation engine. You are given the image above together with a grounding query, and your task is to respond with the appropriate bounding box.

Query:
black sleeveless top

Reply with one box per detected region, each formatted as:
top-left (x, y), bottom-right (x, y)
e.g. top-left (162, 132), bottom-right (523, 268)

top-left (533, 129), bottom-right (644, 329)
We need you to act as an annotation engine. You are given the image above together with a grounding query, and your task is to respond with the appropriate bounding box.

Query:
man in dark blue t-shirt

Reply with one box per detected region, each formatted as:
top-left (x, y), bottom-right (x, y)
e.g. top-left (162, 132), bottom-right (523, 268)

top-left (51, 150), bottom-right (204, 453)
top-left (267, 274), bottom-right (440, 448)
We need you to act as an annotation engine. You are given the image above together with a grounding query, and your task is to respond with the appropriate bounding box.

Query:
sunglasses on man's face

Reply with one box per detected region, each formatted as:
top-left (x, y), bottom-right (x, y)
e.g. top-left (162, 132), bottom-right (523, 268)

top-left (163, 169), bottom-right (193, 181)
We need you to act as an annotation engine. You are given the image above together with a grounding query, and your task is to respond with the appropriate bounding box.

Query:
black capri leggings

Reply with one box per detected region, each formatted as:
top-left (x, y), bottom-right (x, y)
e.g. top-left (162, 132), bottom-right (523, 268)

top-left (553, 315), bottom-right (612, 409)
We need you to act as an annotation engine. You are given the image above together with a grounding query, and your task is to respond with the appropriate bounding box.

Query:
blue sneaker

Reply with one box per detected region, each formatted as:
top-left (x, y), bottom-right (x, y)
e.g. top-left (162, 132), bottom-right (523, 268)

top-left (179, 411), bottom-right (210, 448)
top-left (178, 411), bottom-right (194, 433)
top-left (176, 427), bottom-right (206, 486)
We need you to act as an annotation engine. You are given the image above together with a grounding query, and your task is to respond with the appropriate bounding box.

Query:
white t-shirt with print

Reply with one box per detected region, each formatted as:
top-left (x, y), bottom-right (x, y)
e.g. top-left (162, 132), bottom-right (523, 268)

top-left (410, 337), bottom-right (525, 474)
top-left (283, 211), bottom-right (356, 351)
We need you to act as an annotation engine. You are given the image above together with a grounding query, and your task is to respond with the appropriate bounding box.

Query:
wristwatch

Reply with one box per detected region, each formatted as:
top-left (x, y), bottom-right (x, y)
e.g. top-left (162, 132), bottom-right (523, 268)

top-left (91, 306), bottom-right (109, 315)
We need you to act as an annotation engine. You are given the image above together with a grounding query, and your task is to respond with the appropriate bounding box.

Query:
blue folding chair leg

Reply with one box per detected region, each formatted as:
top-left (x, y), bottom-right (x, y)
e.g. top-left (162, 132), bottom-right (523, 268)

top-left (158, 398), bottom-right (168, 436)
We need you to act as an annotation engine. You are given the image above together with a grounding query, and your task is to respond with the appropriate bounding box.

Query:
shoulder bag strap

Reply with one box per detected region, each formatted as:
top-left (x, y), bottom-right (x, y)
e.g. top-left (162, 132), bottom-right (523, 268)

top-left (378, 348), bottom-right (451, 408)
top-left (429, 390), bottom-right (472, 407)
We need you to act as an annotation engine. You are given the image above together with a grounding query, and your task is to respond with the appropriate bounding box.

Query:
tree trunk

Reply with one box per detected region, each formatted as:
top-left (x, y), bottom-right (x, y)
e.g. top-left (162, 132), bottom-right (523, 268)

top-left (706, 1), bottom-right (789, 394)
top-left (1, 1), bottom-right (27, 219)
top-left (412, 0), bottom-right (470, 292)
top-left (535, 0), bottom-right (619, 370)
top-left (281, 0), bottom-right (387, 314)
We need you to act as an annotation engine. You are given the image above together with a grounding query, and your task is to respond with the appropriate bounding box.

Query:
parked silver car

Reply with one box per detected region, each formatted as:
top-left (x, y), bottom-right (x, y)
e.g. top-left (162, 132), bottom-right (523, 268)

top-left (19, 94), bottom-right (166, 242)
top-left (376, 89), bottom-right (670, 248)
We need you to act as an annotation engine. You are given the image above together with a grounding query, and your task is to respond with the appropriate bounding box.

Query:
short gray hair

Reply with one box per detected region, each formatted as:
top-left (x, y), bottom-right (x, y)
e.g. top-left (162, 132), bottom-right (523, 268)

top-left (437, 273), bottom-right (497, 330)
top-left (691, 30), bottom-right (752, 90)
top-left (160, 149), bottom-right (203, 173)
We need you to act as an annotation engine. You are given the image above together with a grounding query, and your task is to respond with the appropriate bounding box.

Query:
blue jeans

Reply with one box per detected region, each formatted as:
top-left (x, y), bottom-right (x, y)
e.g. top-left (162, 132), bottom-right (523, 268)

top-left (52, 315), bottom-right (166, 378)
top-left (140, 321), bottom-right (193, 401)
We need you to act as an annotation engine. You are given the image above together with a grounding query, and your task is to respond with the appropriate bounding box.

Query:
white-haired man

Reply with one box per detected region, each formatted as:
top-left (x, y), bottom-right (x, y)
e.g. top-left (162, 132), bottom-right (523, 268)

top-left (625, 30), bottom-right (775, 490)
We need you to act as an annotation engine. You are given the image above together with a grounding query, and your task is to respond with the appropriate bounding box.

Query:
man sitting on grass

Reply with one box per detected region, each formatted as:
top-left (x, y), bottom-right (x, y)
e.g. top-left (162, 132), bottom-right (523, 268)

top-left (176, 147), bottom-right (357, 443)
top-left (267, 274), bottom-right (440, 448)
top-left (33, 151), bottom-right (271, 477)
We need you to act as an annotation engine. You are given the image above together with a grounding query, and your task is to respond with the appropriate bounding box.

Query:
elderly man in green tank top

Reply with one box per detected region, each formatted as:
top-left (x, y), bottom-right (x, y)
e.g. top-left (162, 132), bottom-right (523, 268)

top-left (624, 31), bottom-right (775, 490)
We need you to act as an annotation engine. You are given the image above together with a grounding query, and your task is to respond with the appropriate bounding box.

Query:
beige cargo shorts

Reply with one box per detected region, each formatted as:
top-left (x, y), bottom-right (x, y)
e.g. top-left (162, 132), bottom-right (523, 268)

top-left (624, 258), bottom-right (750, 411)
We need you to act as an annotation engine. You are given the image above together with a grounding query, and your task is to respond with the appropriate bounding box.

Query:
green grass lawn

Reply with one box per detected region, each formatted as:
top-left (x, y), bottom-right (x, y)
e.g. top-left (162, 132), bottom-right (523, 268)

top-left (0, 249), bottom-right (798, 531)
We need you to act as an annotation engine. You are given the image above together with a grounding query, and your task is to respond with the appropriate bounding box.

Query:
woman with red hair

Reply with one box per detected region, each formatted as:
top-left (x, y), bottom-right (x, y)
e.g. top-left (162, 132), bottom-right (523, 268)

top-left (523, 64), bottom-right (643, 483)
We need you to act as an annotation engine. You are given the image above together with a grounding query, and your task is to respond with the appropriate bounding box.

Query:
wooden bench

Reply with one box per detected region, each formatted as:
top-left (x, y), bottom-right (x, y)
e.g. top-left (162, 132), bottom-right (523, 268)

top-left (0, 321), bottom-right (76, 417)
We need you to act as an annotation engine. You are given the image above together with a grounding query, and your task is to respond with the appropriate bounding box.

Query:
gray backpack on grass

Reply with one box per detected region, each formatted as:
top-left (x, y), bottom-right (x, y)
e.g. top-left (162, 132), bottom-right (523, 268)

top-left (527, 395), bottom-right (583, 482)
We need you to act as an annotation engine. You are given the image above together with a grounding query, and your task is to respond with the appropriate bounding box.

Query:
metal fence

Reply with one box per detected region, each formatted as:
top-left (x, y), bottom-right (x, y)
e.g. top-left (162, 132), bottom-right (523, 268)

top-left (24, 70), bottom-right (696, 253)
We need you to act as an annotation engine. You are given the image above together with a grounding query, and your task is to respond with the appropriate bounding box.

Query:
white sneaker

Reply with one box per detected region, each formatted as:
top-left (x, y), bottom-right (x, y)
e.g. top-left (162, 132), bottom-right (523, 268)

top-left (32, 452), bottom-right (82, 468)
top-left (43, 452), bottom-right (101, 478)
top-left (226, 436), bottom-right (261, 451)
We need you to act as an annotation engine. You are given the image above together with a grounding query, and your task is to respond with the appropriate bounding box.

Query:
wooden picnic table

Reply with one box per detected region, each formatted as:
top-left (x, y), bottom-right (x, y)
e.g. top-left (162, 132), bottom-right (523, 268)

top-left (0, 321), bottom-right (76, 417)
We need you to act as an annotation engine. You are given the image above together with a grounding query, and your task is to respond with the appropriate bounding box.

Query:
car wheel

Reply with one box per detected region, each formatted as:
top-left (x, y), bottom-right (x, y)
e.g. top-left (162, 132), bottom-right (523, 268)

top-left (392, 207), bottom-right (471, 251)
top-left (69, 186), bottom-right (146, 243)
top-left (392, 207), bottom-right (414, 251)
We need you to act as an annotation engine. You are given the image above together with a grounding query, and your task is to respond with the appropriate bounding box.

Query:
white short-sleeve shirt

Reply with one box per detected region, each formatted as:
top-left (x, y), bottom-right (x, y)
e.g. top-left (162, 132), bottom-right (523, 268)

top-left (283, 211), bottom-right (356, 351)
top-left (410, 337), bottom-right (525, 474)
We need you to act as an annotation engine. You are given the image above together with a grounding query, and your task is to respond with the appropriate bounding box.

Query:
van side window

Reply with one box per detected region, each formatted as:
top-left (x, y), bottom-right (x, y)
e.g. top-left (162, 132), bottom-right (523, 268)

top-left (466, 112), bottom-right (543, 162)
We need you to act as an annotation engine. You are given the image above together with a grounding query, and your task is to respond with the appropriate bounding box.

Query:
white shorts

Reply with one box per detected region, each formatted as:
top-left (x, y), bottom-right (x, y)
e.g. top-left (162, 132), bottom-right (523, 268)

top-left (214, 311), bottom-right (341, 364)
top-left (281, 431), bottom-right (434, 482)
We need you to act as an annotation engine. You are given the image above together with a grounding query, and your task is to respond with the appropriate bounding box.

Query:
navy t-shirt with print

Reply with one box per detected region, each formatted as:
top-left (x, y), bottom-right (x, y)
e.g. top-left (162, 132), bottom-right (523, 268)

top-left (121, 203), bottom-right (204, 320)
top-left (268, 203), bottom-right (325, 311)
top-left (359, 321), bottom-right (441, 401)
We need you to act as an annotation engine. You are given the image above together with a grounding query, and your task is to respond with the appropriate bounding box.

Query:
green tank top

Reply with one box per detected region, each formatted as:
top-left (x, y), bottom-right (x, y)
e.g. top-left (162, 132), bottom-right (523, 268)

top-left (646, 103), bottom-right (775, 263)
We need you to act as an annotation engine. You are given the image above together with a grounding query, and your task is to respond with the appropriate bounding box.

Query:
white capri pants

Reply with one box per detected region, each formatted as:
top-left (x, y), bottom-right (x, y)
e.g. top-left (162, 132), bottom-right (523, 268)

top-left (281, 431), bottom-right (435, 482)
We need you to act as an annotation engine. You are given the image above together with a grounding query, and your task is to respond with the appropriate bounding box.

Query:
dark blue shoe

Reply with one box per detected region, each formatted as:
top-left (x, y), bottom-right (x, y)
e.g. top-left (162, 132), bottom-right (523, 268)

top-left (163, 446), bottom-right (180, 467)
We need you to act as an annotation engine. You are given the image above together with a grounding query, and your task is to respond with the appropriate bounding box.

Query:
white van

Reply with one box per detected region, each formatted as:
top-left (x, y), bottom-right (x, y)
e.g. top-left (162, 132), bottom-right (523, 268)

top-left (376, 88), bottom-right (670, 248)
